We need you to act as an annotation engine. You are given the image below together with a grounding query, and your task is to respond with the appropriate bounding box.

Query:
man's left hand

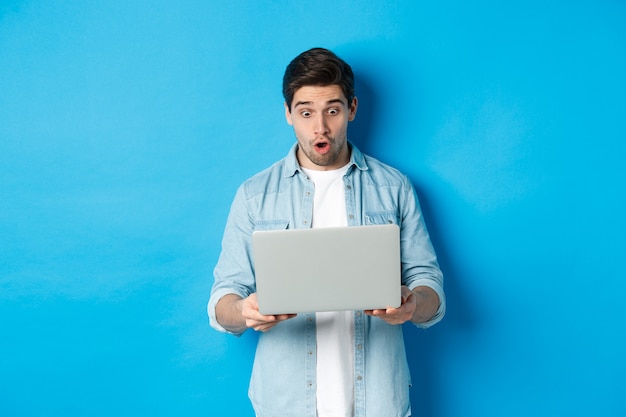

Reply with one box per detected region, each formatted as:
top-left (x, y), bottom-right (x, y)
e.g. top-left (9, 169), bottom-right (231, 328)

top-left (364, 285), bottom-right (439, 325)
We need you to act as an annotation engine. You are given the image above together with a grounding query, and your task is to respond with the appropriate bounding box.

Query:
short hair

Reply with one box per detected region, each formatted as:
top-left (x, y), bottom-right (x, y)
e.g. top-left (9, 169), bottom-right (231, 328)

top-left (282, 47), bottom-right (355, 111)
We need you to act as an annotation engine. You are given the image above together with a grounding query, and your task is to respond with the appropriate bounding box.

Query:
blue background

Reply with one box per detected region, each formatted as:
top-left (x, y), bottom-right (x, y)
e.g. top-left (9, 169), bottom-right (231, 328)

top-left (1, 1), bottom-right (625, 416)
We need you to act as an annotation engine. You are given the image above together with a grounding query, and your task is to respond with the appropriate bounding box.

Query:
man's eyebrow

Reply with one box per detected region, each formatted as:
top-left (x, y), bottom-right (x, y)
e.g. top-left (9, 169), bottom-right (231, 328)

top-left (293, 98), bottom-right (346, 108)
top-left (293, 100), bottom-right (312, 108)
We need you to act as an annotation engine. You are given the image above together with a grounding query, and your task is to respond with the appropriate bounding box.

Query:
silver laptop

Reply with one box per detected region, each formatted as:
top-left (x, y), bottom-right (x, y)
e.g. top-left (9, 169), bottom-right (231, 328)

top-left (252, 224), bottom-right (401, 315)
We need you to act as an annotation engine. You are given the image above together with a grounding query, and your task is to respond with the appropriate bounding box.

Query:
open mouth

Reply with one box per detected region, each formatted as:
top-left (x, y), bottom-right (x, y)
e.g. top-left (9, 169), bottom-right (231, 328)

top-left (314, 141), bottom-right (330, 154)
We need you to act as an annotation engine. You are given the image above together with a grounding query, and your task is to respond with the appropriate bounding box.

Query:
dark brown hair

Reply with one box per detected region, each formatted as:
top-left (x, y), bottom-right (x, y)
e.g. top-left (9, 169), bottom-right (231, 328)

top-left (282, 48), bottom-right (355, 111)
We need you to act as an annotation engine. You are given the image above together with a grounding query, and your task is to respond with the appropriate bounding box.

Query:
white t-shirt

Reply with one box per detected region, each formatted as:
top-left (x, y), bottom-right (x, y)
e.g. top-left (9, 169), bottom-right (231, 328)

top-left (302, 164), bottom-right (354, 417)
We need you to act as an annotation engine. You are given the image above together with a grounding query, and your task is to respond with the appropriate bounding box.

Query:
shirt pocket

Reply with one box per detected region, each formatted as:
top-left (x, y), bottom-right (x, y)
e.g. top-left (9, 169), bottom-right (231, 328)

top-left (254, 219), bottom-right (290, 231)
top-left (364, 210), bottom-right (399, 226)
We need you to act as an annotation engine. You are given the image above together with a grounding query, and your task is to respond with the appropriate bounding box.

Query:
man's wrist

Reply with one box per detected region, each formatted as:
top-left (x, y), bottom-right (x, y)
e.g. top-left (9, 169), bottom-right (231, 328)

top-left (410, 286), bottom-right (440, 323)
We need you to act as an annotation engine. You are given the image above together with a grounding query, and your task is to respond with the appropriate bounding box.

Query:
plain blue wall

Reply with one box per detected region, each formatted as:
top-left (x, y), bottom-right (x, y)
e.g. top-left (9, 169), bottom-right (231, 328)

top-left (1, 1), bottom-right (625, 416)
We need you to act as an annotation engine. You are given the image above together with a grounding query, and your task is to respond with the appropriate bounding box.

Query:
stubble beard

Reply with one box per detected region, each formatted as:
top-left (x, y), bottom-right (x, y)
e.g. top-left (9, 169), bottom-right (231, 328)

top-left (299, 136), bottom-right (348, 168)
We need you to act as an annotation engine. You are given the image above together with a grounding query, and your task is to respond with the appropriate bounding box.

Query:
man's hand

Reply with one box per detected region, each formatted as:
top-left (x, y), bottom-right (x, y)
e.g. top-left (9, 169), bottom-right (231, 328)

top-left (216, 293), bottom-right (296, 333)
top-left (239, 293), bottom-right (297, 332)
top-left (365, 285), bottom-right (439, 325)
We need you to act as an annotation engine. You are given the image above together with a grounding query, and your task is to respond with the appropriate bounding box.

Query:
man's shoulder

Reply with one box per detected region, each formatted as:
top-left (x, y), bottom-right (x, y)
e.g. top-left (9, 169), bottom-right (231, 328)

top-left (239, 156), bottom-right (292, 198)
top-left (245, 155), bottom-right (290, 183)
top-left (360, 153), bottom-right (410, 185)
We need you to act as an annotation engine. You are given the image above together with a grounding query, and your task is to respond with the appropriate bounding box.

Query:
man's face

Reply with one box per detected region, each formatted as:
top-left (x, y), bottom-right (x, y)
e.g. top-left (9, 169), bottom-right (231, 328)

top-left (285, 84), bottom-right (358, 171)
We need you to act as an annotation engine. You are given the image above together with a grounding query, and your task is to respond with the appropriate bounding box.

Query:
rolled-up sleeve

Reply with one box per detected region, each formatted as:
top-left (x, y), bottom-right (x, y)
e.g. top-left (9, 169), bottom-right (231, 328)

top-left (399, 178), bottom-right (446, 329)
top-left (208, 185), bottom-right (256, 334)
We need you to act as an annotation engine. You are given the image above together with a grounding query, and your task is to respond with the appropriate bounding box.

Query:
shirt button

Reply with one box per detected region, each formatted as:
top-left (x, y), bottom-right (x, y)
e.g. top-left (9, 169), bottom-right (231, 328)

top-left (349, 214), bottom-right (354, 219)
top-left (346, 185), bottom-right (352, 190)
top-left (356, 344), bottom-right (362, 350)
top-left (356, 375), bottom-right (363, 381)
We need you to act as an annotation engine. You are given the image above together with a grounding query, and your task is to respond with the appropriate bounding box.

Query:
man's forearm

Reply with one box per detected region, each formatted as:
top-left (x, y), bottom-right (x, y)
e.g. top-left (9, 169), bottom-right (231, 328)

top-left (411, 286), bottom-right (440, 323)
top-left (215, 294), bottom-right (248, 334)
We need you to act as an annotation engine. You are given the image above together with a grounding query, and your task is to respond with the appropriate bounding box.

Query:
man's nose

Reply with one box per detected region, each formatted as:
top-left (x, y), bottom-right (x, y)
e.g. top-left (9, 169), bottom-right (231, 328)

top-left (314, 114), bottom-right (329, 135)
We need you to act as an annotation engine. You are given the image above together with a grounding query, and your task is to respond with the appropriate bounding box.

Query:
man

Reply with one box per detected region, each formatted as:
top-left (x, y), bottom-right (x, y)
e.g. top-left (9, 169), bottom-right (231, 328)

top-left (208, 47), bottom-right (445, 417)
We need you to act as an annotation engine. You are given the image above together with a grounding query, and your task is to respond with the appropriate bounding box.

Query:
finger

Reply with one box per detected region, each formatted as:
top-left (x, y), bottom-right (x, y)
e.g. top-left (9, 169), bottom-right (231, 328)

top-left (254, 317), bottom-right (290, 332)
top-left (400, 285), bottom-right (412, 301)
top-left (249, 313), bottom-right (296, 331)
top-left (275, 313), bottom-right (297, 321)
top-left (242, 302), bottom-right (277, 322)
top-left (255, 322), bottom-right (277, 332)
top-left (366, 308), bottom-right (388, 316)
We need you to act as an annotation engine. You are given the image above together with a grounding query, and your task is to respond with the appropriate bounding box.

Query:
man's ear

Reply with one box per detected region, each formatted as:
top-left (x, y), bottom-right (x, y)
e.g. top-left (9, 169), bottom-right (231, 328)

top-left (348, 96), bottom-right (358, 122)
top-left (284, 102), bottom-right (293, 126)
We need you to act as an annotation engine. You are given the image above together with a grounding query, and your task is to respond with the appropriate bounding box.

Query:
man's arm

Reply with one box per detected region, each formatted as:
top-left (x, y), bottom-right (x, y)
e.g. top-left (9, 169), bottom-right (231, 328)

top-left (365, 285), bottom-right (440, 325)
top-left (391, 175), bottom-right (446, 327)
top-left (410, 285), bottom-right (440, 323)
top-left (215, 293), bottom-right (297, 333)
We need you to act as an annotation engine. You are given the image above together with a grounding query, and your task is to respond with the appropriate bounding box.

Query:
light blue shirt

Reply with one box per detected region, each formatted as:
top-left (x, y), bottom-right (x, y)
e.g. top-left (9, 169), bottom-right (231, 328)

top-left (208, 143), bottom-right (445, 417)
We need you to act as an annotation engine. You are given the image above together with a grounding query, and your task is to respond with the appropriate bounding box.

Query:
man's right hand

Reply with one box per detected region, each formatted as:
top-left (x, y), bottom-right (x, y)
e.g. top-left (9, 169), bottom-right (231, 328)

top-left (239, 293), bottom-right (297, 332)
top-left (216, 293), bottom-right (297, 333)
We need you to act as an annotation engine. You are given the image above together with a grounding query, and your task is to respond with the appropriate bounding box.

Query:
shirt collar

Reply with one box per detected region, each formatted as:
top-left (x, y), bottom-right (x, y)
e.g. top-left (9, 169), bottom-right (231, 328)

top-left (282, 141), bottom-right (369, 178)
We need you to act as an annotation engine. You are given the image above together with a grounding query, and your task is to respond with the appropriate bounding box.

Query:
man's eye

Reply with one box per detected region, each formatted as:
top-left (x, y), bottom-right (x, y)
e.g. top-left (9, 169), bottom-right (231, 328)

top-left (328, 108), bottom-right (339, 115)
top-left (300, 111), bottom-right (312, 117)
